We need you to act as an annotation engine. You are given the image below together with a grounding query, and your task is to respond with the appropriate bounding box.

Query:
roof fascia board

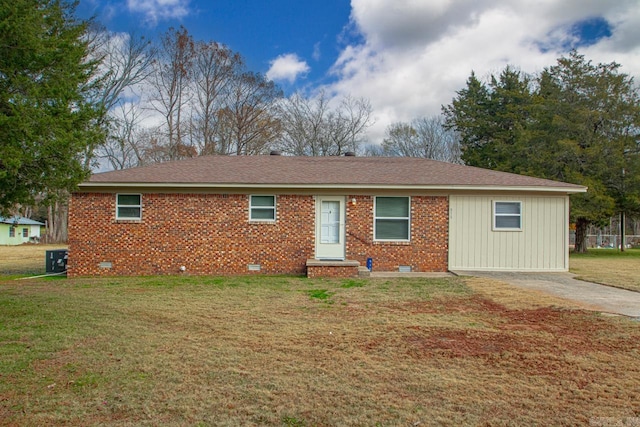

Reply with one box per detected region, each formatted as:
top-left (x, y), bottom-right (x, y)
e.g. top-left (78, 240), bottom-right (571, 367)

top-left (78, 182), bottom-right (587, 194)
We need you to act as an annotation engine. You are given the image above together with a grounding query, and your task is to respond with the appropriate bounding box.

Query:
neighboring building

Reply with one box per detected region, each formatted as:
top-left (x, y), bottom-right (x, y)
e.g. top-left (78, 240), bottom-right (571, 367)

top-left (68, 155), bottom-right (586, 277)
top-left (0, 216), bottom-right (45, 245)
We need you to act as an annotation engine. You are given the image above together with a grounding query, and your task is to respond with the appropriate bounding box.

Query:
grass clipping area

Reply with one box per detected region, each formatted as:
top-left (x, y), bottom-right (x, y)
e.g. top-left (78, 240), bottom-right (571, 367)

top-left (1, 275), bottom-right (639, 426)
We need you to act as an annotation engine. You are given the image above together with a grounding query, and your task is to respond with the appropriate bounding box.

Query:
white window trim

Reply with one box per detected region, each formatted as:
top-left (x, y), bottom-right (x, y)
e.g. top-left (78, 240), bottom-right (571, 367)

top-left (116, 193), bottom-right (142, 220)
top-left (249, 195), bottom-right (276, 222)
top-left (373, 196), bottom-right (411, 242)
top-left (493, 201), bottom-right (522, 231)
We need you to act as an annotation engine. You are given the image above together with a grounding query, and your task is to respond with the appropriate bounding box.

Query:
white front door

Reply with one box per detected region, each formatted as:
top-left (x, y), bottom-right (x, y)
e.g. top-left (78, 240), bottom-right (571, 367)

top-left (316, 196), bottom-right (346, 260)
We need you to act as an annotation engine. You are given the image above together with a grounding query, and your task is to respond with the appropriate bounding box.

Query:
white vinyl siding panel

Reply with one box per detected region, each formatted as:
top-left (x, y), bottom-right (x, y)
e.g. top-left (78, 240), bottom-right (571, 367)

top-left (449, 195), bottom-right (569, 271)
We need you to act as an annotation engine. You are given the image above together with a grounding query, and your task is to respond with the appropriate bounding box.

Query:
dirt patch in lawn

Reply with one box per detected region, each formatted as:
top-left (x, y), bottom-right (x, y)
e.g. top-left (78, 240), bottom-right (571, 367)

top-left (406, 304), bottom-right (626, 359)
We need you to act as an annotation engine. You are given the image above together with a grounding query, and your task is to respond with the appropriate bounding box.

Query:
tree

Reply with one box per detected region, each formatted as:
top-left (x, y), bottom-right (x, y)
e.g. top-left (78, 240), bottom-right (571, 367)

top-left (533, 52), bottom-right (640, 252)
top-left (442, 67), bottom-right (534, 170)
top-left (219, 71), bottom-right (283, 155)
top-left (381, 116), bottom-right (461, 162)
top-left (0, 0), bottom-right (101, 214)
top-left (190, 40), bottom-right (242, 155)
top-left (88, 29), bottom-right (155, 122)
top-left (148, 26), bottom-right (195, 161)
top-left (99, 102), bottom-right (149, 169)
top-left (277, 91), bottom-right (330, 156)
top-left (145, 30), bottom-right (281, 157)
top-left (90, 29), bottom-right (155, 167)
top-left (443, 52), bottom-right (640, 253)
top-left (277, 91), bottom-right (373, 156)
top-left (37, 29), bottom-right (155, 242)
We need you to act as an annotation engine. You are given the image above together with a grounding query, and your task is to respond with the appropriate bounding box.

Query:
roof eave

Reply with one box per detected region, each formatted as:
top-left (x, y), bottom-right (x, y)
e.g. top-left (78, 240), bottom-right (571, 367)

top-left (1, 220), bottom-right (44, 225)
top-left (78, 182), bottom-right (587, 194)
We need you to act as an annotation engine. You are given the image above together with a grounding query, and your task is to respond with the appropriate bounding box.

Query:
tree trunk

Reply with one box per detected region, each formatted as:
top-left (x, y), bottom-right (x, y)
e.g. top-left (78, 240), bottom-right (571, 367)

top-left (45, 198), bottom-right (69, 244)
top-left (573, 217), bottom-right (589, 253)
top-left (46, 204), bottom-right (54, 243)
top-left (620, 211), bottom-right (625, 252)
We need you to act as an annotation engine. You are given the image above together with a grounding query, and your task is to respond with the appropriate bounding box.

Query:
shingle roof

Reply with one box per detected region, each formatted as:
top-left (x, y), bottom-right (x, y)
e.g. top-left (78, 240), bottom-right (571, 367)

top-left (83, 155), bottom-right (586, 193)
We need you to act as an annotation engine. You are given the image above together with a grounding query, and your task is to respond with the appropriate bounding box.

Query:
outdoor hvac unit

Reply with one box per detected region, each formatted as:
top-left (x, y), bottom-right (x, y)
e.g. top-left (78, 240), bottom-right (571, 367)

top-left (46, 249), bottom-right (68, 273)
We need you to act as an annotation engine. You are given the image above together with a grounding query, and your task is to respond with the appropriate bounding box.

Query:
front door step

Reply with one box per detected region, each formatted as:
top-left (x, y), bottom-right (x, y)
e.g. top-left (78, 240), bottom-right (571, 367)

top-left (306, 259), bottom-right (360, 278)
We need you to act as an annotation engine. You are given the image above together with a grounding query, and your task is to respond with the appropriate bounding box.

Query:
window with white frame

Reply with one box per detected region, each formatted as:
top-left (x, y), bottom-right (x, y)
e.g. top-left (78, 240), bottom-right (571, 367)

top-left (374, 196), bottom-right (410, 241)
top-left (9, 227), bottom-right (15, 238)
top-left (250, 195), bottom-right (276, 221)
top-left (116, 194), bottom-right (142, 220)
top-left (493, 201), bottom-right (522, 230)
top-left (22, 228), bottom-right (28, 238)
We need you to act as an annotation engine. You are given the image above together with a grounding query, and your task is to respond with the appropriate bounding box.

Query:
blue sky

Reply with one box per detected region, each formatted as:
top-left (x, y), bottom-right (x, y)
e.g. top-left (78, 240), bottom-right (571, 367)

top-left (78, 0), bottom-right (355, 90)
top-left (77, 0), bottom-right (640, 142)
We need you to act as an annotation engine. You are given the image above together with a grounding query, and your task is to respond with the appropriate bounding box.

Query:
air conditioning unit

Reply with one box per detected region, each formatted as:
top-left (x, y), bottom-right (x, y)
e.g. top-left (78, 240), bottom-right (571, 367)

top-left (46, 249), bottom-right (68, 273)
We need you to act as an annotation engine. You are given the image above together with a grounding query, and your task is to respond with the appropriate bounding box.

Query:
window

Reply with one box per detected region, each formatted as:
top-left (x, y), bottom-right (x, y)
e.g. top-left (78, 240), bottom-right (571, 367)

top-left (494, 201), bottom-right (522, 230)
top-left (374, 196), bottom-right (410, 241)
top-left (22, 228), bottom-right (28, 238)
top-left (9, 227), bottom-right (15, 238)
top-left (116, 194), bottom-right (142, 220)
top-left (250, 195), bottom-right (276, 221)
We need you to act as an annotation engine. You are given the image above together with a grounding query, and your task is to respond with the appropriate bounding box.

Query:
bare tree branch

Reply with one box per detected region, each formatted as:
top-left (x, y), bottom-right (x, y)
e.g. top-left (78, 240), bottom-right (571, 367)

top-left (277, 91), bottom-right (373, 156)
top-left (382, 116), bottom-right (461, 163)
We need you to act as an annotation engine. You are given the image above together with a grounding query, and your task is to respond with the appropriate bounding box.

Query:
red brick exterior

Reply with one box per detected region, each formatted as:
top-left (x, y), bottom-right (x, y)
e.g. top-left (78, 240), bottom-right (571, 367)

top-left (68, 192), bottom-right (448, 277)
top-left (345, 195), bottom-right (449, 272)
top-left (306, 265), bottom-right (360, 278)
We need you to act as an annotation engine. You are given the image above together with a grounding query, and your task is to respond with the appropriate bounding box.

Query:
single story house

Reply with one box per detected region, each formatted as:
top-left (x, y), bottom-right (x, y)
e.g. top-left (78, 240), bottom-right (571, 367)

top-left (0, 216), bottom-right (45, 245)
top-left (68, 155), bottom-right (586, 278)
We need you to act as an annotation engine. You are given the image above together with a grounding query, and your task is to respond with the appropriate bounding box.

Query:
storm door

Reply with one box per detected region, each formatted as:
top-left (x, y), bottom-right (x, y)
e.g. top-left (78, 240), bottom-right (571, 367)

top-left (315, 196), bottom-right (346, 260)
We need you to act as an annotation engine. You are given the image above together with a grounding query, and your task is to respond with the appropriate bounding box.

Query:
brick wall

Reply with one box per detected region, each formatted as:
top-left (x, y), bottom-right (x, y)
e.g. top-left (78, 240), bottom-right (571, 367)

top-left (68, 192), bottom-right (449, 277)
top-left (306, 265), bottom-right (360, 278)
top-left (68, 193), bottom-right (315, 277)
top-left (345, 195), bottom-right (449, 272)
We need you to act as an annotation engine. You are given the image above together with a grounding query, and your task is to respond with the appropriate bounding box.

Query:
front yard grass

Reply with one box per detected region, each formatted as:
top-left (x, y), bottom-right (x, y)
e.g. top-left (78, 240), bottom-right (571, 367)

top-left (570, 248), bottom-right (640, 292)
top-left (1, 275), bottom-right (638, 426)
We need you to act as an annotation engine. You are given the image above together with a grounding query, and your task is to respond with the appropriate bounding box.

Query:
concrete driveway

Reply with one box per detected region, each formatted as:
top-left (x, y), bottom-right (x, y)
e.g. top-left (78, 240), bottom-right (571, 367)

top-left (453, 271), bottom-right (640, 318)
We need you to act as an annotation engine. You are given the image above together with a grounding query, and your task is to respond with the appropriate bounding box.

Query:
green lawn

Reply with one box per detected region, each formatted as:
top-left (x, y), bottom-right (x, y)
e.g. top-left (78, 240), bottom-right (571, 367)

top-left (1, 275), bottom-right (638, 426)
top-left (571, 248), bottom-right (640, 258)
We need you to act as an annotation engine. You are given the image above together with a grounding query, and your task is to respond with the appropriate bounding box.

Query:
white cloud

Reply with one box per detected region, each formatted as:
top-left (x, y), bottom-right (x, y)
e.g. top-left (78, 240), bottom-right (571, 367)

top-left (312, 42), bottom-right (322, 61)
top-left (266, 53), bottom-right (310, 84)
top-left (350, 0), bottom-right (492, 49)
top-left (126, 0), bottom-right (190, 25)
top-left (326, 0), bottom-right (640, 144)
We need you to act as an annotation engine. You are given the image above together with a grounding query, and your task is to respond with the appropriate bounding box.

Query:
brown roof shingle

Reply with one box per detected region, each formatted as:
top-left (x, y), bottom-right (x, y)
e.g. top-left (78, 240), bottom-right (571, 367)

top-left (84, 155), bottom-right (586, 192)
